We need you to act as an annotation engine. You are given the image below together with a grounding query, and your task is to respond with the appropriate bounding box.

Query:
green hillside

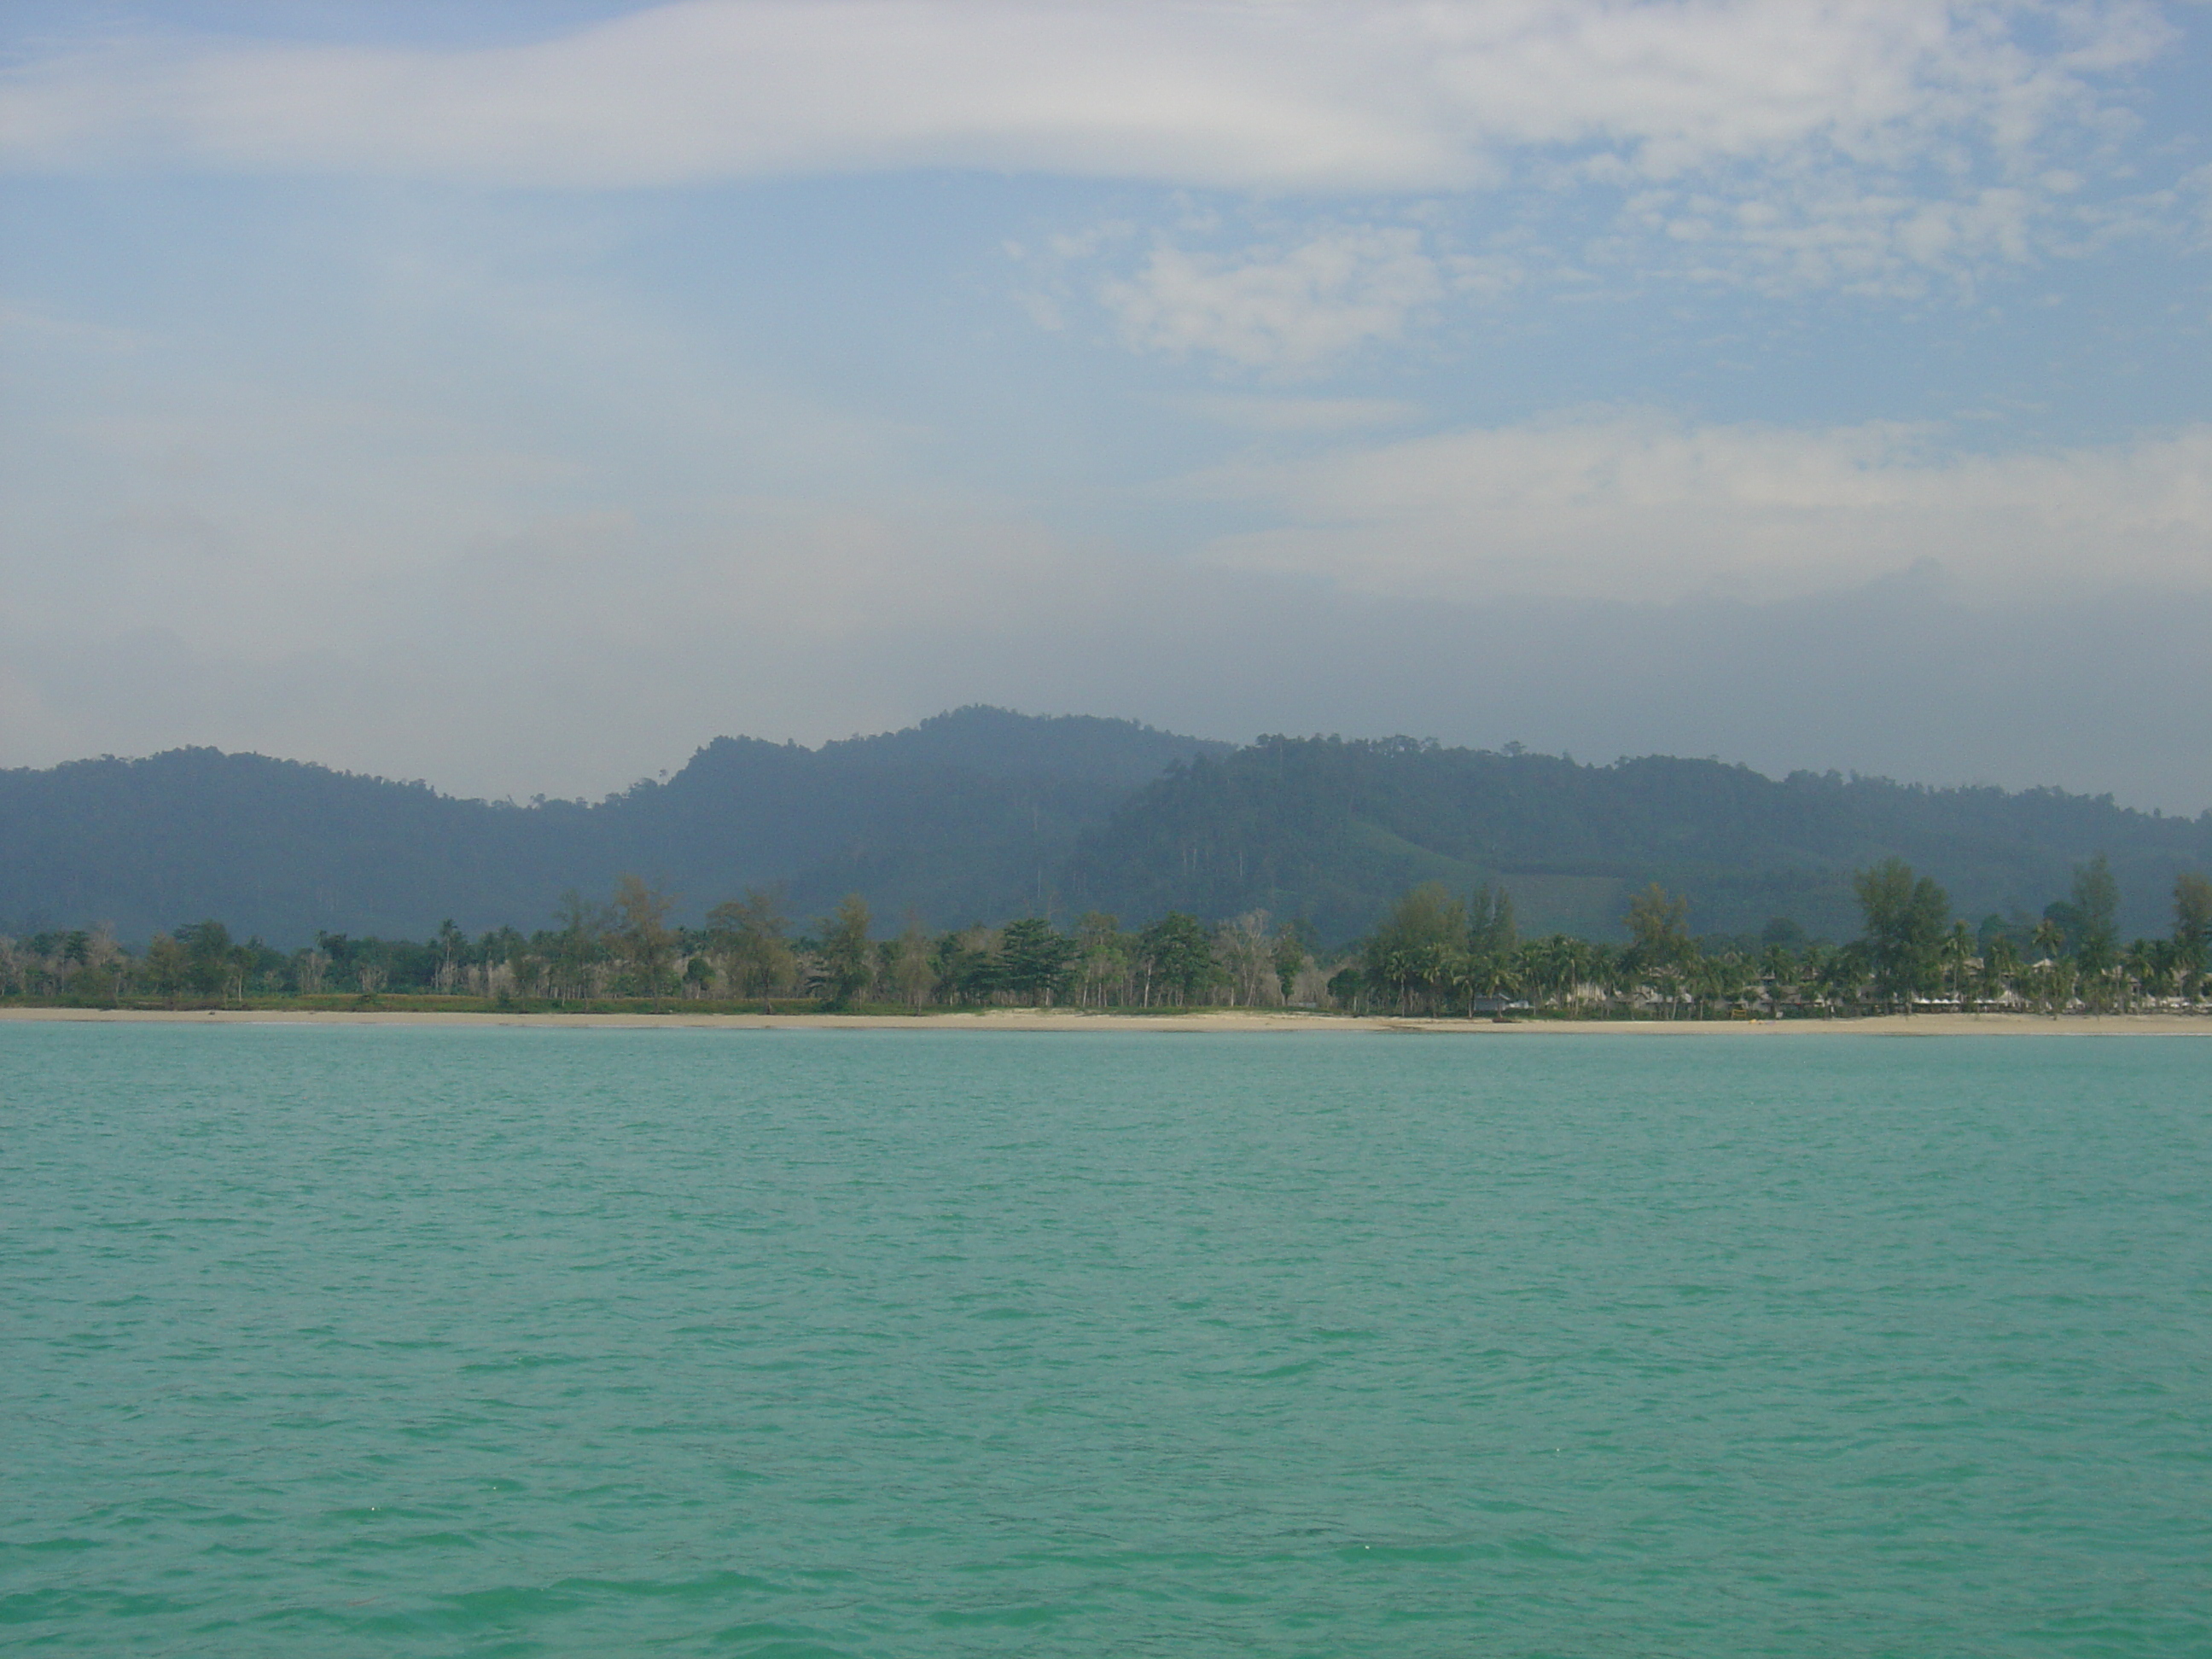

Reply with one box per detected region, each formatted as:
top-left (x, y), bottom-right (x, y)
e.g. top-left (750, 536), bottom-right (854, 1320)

top-left (3, 716), bottom-right (2204, 948)
top-left (1062, 737), bottom-right (2211, 942)
top-left (0, 709), bottom-right (1228, 945)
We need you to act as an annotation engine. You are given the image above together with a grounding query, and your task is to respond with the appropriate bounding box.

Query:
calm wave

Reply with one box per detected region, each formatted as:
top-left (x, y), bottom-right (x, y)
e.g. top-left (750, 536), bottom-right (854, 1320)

top-left (5, 1026), bottom-right (2208, 1656)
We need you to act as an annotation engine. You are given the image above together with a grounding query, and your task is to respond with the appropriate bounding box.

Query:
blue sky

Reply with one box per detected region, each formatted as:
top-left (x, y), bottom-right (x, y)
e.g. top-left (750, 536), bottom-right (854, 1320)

top-left (3, 1), bottom-right (2209, 808)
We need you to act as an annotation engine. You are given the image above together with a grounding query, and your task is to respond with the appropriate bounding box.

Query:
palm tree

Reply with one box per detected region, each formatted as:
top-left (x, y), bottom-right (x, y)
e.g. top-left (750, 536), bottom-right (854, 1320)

top-left (1469, 952), bottom-right (1521, 1011)
top-left (1978, 935), bottom-right (2020, 1010)
top-left (1515, 935), bottom-right (1569, 1012)
top-left (2119, 940), bottom-right (2161, 1012)
top-left (1941, 921), bottom-right (1975, 1010)
top-left (1551, 936), bottom-right (1598, 1015)
top-left (1414, 941), bottom-right (1460, 1015)
top-left (1759, 943), bottom-right (1798, 1015)
top-left (1817, 944), bottom-right (1869, 1016)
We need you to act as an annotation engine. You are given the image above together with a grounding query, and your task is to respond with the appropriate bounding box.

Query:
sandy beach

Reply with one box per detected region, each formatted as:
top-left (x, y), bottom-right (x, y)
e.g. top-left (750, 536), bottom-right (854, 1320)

top-left (3, 1007), bottom-right (2206, 1035)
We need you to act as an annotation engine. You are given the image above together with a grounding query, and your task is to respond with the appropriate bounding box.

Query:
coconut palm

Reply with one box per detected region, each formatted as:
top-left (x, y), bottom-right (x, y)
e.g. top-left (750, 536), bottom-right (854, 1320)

top-left (1977, 935), bottom-right (2020, 1010)
top-left (2031, 917), bottom-right (2064, 962)
top-left (1941, 921), bottom-right (1975, 1010)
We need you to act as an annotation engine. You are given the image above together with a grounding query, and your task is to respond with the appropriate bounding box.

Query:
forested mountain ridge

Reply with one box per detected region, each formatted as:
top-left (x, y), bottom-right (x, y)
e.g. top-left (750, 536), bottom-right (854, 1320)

top-left (1061, 737), bottom-right (2211, 942)
top-left (0, 709), bottom-right (1230, 945)
top-left (3, 713), bottom-right (2203, 947)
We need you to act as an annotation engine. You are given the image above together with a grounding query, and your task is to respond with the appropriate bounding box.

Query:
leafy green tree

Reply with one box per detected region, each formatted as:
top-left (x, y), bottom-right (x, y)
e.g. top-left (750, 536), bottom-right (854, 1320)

top-left (1271, 926), bottom-right (1308, 1001)
top-left (2069, 853), bottom-right (2120, 977)
top-left (550, 889), bottom-right (608, 999)
top-left (1325, 964), bottom-right (1365, 1011)
top-left (885, 914), bottom-right (936, 1008)
top-left (611, 874), bottom-right (678, 1000)
top-left (1072, 911), bottom-right (1126, 1007)
top-left (143, 933), bottom-right (190, 1006)
top-left (1467, 882), bottom-right (1516, 959)
top-left (2171, 870), bottom-right (2211, 994)
top-left (999, 917), bottom-right (1078, 1005)
top-left (707, 887), bottom-right (796, 998)
top-left (816, 894), bottom-right (875, 1007)
top-left (1363, 882), bottom-right (1466, 1014)
top-left (1138, 912), bottom-right (1220, 1006)
top-left (1625, 883), bottom-right (1694, 975)
top-left (1374, 884), bottom-right (1464, 956)
top-left (1813, 940), bottom-right (1870, 1015)
top-left (1581, 940), bottom-right (1625, 1012)
top-left (1689, 949), bottom-right (1755, 1020)
top-left (936, 927), bottom-right (1006, 1004)
top-left (682, 954), bottom-right (718, 998)
top-left (176, 919), bottom-right (236, 999)
top-left (1365, 946), bottom-right (1414, 1013)
top-left (507, 950), bottom-right (545, 999)
top-left (1852, 859), bottom-right (1950, 1009)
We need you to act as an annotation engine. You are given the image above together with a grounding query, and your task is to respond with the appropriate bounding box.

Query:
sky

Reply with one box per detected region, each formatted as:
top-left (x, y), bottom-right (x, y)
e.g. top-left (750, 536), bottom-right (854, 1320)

top-left (3, 0), bottom-right (2209, 811)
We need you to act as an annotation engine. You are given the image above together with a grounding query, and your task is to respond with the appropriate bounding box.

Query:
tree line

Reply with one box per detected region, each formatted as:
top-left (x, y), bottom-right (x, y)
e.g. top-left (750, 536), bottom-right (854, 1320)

top-left (4, 855), bottom-right (2207, 1016)
top-left (1341, 858), bottom-right (2212, 1018)
top-left (0, 876), bottom-right (1318, 1012)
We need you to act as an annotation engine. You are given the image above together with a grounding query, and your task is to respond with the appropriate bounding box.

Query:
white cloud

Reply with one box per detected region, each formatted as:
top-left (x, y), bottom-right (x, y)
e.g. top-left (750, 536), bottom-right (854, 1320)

top-left (0, 1), bottom-right (2170, 193)
top-left (1192, 413), bottom-right (2212, 602)
top-left (1613, 178), bottom-right (2053, 294)
top-left (1101, 227), bottom-right (1443, 369)
top-left (7, 294), bottom-right (2211, 809)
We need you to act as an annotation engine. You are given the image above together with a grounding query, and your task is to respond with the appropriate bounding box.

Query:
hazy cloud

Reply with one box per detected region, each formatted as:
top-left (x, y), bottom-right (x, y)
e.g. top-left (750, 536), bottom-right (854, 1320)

top-left (1194, 415), bottom-right (2212, 602)
top-left (8, 543), bottom-right (2212, 817)
top-left (2, 1), bottom-right (2168, 195)
top-left (4, 2), bottom-right (2207, 820)
top-left (1101, 227), bottom-right (1444, 370)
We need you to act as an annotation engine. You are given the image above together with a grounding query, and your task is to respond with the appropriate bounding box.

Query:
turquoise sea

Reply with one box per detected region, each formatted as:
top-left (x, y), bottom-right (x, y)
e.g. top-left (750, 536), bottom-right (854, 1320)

top-left (3, 1025), bottom-right (2208, 1657)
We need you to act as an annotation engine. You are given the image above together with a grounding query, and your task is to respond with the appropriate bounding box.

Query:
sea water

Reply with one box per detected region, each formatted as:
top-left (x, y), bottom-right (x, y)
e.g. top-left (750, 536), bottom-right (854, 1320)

top-left (3, 1024), bottom-right (2207, 1657)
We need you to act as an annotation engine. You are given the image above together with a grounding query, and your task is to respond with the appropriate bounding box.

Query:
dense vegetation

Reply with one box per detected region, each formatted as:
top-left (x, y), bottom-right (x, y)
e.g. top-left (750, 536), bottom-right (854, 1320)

top-left (8, 859), bottom-right (2207, 1020)
top-left (0, 707), bottom-right (1229, 945)
top-left (1064, 736), bottom-right (2212, 941)
top-left (1331, 860), bottom-right (2212, 1019)
top-left (0, 882), bottom-right (1315, 1015)
top-left (4, 709), bottom-right (2208, 957)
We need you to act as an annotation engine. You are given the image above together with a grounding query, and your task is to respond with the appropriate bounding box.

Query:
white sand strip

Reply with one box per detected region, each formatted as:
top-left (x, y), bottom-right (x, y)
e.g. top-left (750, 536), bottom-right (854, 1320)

top-left (3, 1008), bottom-right (2206, 1034)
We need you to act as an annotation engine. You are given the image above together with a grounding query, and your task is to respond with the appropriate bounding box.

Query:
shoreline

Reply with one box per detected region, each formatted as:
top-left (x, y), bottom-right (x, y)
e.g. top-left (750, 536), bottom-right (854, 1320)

top-left (3, 1007), bottom-right (2207, 1035)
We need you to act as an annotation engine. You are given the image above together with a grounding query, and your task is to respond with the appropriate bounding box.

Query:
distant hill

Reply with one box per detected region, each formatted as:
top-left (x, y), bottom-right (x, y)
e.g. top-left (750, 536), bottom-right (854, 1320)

top-left (0, 708), bottom-right (1231, 945)
top-left (3, 714), bottom-right (2205, 947)
top-left (1062, 737), bottom-right (2212, 942)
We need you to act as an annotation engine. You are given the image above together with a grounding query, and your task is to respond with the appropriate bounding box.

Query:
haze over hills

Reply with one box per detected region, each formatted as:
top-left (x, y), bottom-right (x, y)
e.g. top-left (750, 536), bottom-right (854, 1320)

top-left (2, 707), bottom-right (2204, 949)
top-left (1069, 739), bottom-right (2210, 943)
top-left (0, 709), bottom-right (1229, 946)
